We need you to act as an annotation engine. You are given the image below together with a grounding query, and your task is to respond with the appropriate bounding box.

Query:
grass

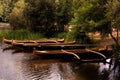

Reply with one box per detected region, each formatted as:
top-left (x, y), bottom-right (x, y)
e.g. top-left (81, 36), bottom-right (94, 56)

top-left (0, 29), bottom-right (93, 44)
top-left (0, 29), bottom-right (67, 41)
top-left (0, 29), bottom-right (44, 40)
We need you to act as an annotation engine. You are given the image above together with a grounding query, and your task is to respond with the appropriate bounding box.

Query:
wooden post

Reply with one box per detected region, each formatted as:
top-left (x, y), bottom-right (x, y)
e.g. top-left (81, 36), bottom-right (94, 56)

top-left (33, 47), bottom-right (36, 55)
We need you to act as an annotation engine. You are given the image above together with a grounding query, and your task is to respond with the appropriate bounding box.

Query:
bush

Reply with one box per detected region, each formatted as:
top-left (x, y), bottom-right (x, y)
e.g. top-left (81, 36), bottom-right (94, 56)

top-left (56, 32), bottom-right (67, 39)
top-left (66, 26), bottom-right (92, 44)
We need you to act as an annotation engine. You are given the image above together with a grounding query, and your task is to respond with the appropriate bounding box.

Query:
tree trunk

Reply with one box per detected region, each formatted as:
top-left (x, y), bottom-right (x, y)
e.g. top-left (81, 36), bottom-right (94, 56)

top-left (109, 32), bottom-right (120, 47)
top-left (117, 28), bottom-right (119, 42)
top-left (109, 33), bottom-right (120, 47)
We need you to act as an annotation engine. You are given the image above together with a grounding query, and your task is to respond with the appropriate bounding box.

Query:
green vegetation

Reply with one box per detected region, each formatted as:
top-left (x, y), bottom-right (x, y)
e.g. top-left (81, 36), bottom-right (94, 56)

top-left (0, 0), bottom-right (17, 22)
top-left (9, 0), bottom-right (27, 29)
top-left (105, 0), bottom-right (120, 47)
top-left (0, 1), bottom-right (3, 21)
top-left (0, 29), bottom-right (44, 40)
top-left (105, 0), bottom-right (120, 60)
top-left (0, 0), bottom-right (120, 45)
top-left (22, 0), bottom-right (73, 37)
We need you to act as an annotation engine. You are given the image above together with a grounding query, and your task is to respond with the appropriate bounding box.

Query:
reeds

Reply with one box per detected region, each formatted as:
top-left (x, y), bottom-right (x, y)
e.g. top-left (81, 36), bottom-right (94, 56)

top-left (0, 29), bottom-right (44, 40)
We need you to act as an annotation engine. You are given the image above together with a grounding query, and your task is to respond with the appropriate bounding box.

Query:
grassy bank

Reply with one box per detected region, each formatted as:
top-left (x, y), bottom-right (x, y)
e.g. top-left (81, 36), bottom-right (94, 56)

top-left (0, 29), bottom-right (93, 44)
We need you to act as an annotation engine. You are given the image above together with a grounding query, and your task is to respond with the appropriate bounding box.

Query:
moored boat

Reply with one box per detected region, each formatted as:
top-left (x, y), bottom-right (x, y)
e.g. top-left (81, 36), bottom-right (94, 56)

top-left (33, 48), bottom-right (112, 62)
top-left (2, 38), bottom-right (76, 49)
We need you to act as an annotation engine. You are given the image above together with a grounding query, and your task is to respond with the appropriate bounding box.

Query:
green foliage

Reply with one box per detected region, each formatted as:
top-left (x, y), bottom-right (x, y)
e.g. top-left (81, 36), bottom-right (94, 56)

top-left (106, 0), bottom-right (120, 29)
top-left (66, 27), bottom-right (92, 44)
top-left (0, 1), bottom-right (3, 21)
top-left (23, 0), bottom-right (56, 37)
top-left (2, 0), bottom-right (13, 22)
top-left (56, 32), bottom-right (67, 38)
top-left (65, 0), bottom-right (111, 44)
top-left (66, 0), bottom-right (109, 43)
top-left (105, 0), bottom-right (120, 46)
top-left (72, 0), bottom-right (107, 32)
top-left (55, 0), bottom-right (73, 32)
top-left (9, 0), bottom-right (27, 29)
top-left (23, 0), bottom-right (73, 37)
top-left (66, 26), bottom-right (79, 41)
top-left (2, 0), bottom-right (120, 45)
top-left (0, 0), bottom-right (18, 22)
top-left (1, 29), bottom-right (44, 40)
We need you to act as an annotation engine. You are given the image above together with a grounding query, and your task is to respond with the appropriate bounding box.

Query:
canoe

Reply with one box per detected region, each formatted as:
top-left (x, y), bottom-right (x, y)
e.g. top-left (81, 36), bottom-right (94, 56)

top-left (3, 38), bottom-right (75, 45)
top-left (2, 38), bottom-right (13, 44)
top-left (3, 38), bottom-right (109, 51)
top-left (2, 38), bottom-right (77, 49)
top-left (33, 48), bottom-right (112, 62)
top-left (3, 38), bottom-right (59, 44)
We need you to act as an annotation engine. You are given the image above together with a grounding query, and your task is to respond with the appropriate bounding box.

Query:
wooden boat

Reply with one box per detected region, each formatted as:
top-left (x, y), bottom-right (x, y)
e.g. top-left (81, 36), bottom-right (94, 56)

top-left (2, 38), bottom-right (76, 49)
top-left (3, 38), bottom-right (110, 51)
top-left (2, 38), bottom-right (112, 62)
top-left (3, 38), bottom-right (61, 44)
top-left (3, 38), bottom-right (75, 45)
top-left (2, 38), bottom-right (13, 44)
top-left (33, 48), bottom-right (112, 62)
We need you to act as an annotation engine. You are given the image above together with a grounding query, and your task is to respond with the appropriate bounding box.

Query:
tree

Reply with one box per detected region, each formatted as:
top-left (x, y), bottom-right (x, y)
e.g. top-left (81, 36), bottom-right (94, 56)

top-left (23, 0), bottom-right (56, 37)
top-left (55, 0), bottom-right (73, 32)
top-left (0, 0), bottom-right (3, 21)
top-left (67, 0), bottom-right (108, 43)
top-left (9, 0), bottom-right (27, 29)
top-left (106, 0), bottom-right (120, 47)
top-left (0, 0), bottom-right (18, 22)
top-left (23, 0), bottom-right (73, 37)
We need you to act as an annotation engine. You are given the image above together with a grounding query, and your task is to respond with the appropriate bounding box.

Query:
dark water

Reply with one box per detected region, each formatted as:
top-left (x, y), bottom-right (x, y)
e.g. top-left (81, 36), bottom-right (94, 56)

top-left (0, 46), bottom-right (119, 80)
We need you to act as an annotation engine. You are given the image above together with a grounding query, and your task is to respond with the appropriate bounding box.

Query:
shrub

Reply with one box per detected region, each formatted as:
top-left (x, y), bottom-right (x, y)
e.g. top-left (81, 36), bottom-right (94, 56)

top-left (66, 26), bottom-right (92, 44)
top-left (56, 32), bottom-right (67, 39)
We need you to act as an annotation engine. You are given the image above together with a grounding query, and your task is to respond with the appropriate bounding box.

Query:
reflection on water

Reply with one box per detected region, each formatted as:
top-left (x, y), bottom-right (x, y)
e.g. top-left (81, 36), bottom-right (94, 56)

top-left (0, 47), bottom-right (120, 80)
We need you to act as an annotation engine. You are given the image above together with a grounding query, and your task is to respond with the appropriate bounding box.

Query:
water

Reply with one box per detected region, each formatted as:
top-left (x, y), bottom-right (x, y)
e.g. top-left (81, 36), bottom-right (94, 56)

top-left (0, 46), bottom-right (119, 80)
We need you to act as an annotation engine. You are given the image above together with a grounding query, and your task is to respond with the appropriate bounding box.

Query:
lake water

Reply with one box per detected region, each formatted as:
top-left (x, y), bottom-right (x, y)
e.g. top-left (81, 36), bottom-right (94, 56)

top-left (0, 45), bottom-right (119, 80)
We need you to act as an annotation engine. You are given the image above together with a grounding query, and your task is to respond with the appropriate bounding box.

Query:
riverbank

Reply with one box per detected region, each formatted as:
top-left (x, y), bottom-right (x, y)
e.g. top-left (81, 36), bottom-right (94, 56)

top-left (0, 23), bottom-right (118, 47)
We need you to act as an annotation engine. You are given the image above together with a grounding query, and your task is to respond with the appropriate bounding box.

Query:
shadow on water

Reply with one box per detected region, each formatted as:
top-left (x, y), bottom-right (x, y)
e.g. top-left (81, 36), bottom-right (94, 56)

top-left (1, 45), bottom-right (120, 80)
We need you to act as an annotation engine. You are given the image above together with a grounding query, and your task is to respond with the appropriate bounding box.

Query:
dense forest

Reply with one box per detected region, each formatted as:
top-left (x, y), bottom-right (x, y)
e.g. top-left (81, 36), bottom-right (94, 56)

top-left (0, 0), bottom-right (120, 46)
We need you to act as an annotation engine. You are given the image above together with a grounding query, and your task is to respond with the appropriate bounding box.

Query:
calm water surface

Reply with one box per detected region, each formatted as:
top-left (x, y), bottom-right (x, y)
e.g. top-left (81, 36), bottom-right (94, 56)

top-left (0, 46), bottom-right (119, 80)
